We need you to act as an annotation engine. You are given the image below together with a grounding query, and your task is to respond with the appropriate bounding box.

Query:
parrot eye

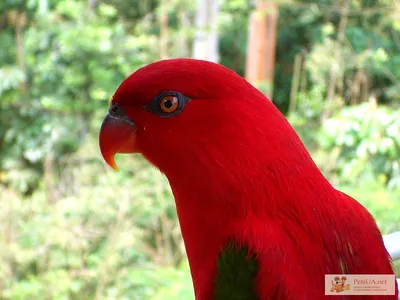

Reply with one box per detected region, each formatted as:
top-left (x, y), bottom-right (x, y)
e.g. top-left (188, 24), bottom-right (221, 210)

top-left (160, 95), bottom-right (179, 113)
top-left (148, 91), bottom-right (190, 117)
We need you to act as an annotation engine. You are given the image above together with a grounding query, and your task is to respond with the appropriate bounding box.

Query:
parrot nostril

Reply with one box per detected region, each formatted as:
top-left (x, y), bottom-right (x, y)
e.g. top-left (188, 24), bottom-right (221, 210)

top-left (109, 104), bottom-right (128, 119)
top-left (108, 104), bottom-right (134, 125)
top-left (109, 104), bottom-right (120, 115)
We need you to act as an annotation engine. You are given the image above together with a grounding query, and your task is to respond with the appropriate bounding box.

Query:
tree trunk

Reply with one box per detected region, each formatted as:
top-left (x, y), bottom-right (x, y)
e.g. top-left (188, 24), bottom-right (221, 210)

top-left (160, 0), bottom-right (169, 59)
top-left (323, 0), bottom-right (350, 121)
top-left (178, 5), bottom-right (190, 57)
top-left (289, 53), bottom-right (302, 115)
top-left (193, 0), bottom-right (219, 62)
top-left (8, 10), bottom-right (27, 91)
top-left (245, 2), bottom-right (278, 98)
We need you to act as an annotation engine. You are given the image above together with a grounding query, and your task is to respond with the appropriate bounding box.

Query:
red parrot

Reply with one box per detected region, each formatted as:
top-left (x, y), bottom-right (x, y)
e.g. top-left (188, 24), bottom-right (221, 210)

top-left (99, 59), bottom-right (398, 300)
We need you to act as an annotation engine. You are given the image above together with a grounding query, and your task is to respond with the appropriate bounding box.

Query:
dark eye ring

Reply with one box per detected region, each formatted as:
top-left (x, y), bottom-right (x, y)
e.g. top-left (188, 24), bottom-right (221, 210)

top-left (148, 91), bottom-right (190, 117)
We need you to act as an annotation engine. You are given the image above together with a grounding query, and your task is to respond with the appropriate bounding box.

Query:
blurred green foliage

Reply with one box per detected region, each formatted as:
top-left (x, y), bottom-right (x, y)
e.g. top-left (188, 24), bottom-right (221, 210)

top-left (0, 0), bottom-right (399, 298)
top-left (319, 104), bottom-right (400, 190)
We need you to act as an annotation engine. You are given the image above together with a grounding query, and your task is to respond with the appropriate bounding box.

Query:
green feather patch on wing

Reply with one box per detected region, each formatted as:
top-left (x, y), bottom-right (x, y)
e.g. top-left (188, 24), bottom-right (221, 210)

top-left (214, 241), bottom-right (259, 300)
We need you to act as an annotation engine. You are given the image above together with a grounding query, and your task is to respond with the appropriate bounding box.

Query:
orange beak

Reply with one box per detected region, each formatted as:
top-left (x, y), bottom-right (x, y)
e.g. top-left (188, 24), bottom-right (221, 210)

top-left (99, 105), bottom-right (138, 171)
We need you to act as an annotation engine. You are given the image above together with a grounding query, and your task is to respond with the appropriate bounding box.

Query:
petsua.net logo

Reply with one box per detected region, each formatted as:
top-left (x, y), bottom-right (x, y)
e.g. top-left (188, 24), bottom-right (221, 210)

top-left (325, 274), bottom-right (396, 295)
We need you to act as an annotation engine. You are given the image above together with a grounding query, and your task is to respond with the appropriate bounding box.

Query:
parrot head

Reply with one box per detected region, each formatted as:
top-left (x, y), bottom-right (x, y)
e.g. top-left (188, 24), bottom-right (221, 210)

top-left (99, 58), bottom-right (305, 179)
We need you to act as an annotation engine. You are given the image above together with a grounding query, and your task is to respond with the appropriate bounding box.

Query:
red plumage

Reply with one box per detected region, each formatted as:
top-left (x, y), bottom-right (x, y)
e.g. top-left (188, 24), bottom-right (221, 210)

top-left (100, 59), bottom-right (398, 299)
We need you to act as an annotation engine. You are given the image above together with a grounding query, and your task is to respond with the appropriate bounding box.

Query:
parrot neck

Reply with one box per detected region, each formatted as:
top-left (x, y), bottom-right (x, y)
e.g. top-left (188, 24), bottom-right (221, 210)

top-left (155, 101), bottom-right (328, 299)
top-left (166, 141), bottom-right (325, 299)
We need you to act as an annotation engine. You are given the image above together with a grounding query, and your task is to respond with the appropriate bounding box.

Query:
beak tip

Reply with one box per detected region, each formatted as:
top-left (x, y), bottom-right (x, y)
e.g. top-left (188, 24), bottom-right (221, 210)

top-left (110, 163), bottom-right (119, 172)
top-left (104, 153), bottom-right (119, 171)
top-left (109, 163), bottom-right (119, 172)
